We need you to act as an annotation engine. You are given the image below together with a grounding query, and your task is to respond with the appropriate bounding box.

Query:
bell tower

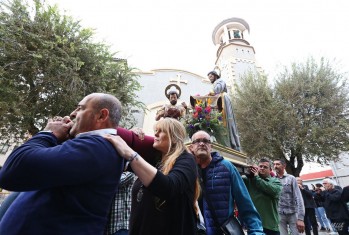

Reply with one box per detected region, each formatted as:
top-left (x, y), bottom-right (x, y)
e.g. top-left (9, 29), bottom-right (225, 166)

top-left (212, 17), bottom-right (263, 93)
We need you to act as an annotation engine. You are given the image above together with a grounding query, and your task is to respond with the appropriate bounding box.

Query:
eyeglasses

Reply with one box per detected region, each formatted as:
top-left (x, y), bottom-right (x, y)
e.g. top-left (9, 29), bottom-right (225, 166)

top-left (192, 138), bottom-right (211, 145)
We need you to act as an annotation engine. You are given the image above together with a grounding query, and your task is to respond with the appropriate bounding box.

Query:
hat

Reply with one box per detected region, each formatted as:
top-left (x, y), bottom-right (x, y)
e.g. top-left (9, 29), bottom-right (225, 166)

top-left (207, 71), bottom-right (220, 78)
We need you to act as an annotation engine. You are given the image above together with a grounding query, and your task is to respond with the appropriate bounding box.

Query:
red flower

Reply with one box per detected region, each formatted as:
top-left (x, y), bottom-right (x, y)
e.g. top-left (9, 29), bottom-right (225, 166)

top-left (195, 105), bottom-right (203, 113)
top-left (193, 112), bottom-right (199, 119)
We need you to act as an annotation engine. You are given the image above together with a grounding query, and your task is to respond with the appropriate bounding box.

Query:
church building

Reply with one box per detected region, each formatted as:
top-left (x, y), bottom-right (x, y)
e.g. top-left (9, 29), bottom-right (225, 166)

top-left (134, 17), bottom-right (263, 136)
top-left (131, 17), bottom-right (263, 171)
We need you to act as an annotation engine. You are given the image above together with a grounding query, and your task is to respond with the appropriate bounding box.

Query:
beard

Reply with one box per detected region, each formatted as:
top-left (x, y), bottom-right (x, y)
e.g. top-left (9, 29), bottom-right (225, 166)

top-left (170, 100), bottom-right (177, 105)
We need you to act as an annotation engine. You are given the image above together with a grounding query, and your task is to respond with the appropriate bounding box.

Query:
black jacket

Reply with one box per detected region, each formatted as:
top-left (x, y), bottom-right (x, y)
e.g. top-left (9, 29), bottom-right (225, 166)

top-left (341, 186), bottom-right (349, 203)
top-left (300, 186), bottom-right (316, 208)
top-left (320, 188), bottom-right (349, 221)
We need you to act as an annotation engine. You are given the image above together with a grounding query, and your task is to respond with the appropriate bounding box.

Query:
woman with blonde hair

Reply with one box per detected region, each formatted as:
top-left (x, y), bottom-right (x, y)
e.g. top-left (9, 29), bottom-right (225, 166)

top-left (105, 118), bottom-right (200, 235)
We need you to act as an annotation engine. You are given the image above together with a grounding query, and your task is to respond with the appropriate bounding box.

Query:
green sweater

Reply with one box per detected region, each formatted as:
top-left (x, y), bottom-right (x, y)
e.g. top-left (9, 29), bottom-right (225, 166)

top-left (243, 175), bottom-right (282, 231)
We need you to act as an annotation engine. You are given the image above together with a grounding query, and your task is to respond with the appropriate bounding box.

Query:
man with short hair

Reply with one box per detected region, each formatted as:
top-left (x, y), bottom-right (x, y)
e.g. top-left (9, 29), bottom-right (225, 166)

top-left (243, 159), bottom-right (282, 235)
top-left (0, 93), bottom-right (125, 235)
top-left (296, 177), bottom-right (318, 235)
top-left (273, 159), bottom-right (305, 235)
top-left (313, 184), bottom-right (332, 232)
top-left (189, 130), bottom-right (263, 235)
top-left (320, 178), bottom-right (349, 235)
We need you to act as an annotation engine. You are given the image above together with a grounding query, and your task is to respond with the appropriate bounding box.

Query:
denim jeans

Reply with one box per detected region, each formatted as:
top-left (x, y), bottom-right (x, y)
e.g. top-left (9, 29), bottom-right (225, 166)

top-left (315, 207), bottom-right (331, 230)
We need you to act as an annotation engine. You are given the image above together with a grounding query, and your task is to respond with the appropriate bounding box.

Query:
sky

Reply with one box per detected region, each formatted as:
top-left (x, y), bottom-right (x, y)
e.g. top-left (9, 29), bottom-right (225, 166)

top-left (46, 0), bottom-right (349, 79)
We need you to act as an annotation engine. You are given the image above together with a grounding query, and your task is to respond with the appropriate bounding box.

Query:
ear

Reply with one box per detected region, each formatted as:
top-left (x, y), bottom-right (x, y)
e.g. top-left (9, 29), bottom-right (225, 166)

top-left (97, 108), bottom-right (109, 123)
top-left (188, 144), bottom-right (194, 154)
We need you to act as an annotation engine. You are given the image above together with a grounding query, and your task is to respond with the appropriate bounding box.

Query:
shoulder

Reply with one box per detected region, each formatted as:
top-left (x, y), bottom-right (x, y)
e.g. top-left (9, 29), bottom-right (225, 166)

top-left (215, 79), bottom-right (226, 85)
top-left (177, 151), bottom-right (196, 165)
top-left (285, 174), bottom-right (296, 180)
top-left (221, 159), bottom-right (235, 170)
top-left (215, 158), bottom-right (239, 176)
top-left (68, 135), bottom-right (116, 154)
top-left (267, 175), bottom-right (280, 182)
top-left (74, 134), bottom-right (108, 143)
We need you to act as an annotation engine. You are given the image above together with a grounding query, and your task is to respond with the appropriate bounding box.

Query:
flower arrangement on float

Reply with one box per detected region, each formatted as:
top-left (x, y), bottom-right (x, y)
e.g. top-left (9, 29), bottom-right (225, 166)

top-left (182, 95), bottom-right (227, 144)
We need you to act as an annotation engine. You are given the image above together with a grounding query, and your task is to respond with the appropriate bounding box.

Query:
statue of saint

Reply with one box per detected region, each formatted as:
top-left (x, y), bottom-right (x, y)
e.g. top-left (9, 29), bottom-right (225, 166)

top-left (207, 71), bottom-right (240, 151)
top-left (155, 84), bottom-right (187, 121)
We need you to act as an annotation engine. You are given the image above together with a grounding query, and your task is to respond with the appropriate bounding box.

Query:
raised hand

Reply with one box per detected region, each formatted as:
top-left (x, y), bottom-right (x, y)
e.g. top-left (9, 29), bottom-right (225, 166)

top-left (44, 116), bottom-right (73, 142)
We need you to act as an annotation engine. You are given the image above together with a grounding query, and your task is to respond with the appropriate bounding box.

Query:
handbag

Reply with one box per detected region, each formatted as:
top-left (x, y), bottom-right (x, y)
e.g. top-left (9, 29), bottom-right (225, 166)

top-left (220, 215), bottom-right (244, 235)
top-left (199, 172), bottom-right (243, 235)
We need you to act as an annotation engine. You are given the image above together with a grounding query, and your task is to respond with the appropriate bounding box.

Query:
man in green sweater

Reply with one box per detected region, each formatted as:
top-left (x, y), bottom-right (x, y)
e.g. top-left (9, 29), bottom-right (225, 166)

top-left (243, 158), bottom-right (282, 235)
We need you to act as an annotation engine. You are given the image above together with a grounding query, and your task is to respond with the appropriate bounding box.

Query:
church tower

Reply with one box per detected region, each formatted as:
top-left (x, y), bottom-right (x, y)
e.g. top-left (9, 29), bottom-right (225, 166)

top-left (212, 17), bottom-right (263, 93)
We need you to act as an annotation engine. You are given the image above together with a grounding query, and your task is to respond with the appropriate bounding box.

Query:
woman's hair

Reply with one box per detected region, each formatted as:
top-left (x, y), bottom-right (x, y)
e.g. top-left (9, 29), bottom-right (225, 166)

top-left (154, 118), bottom-right (201, 215)
top-left (155, 118), bottom-right (187, 174)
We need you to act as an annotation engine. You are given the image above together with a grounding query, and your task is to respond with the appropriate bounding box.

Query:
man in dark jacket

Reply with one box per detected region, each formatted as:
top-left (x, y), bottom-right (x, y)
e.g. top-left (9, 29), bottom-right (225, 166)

top-left (320, 178), bottom-right (349, 235)
top-left (296, 178), bottom-right (318, 235)
top-left (189, 130), bottom-right (263, 235)
top-left (314, 184), bottom-right (332, 232)
top-left (0, 93), bottom-right (125, 235)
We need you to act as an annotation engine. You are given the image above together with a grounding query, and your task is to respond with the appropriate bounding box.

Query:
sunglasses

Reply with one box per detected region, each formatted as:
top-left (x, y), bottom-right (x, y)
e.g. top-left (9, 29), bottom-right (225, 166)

top-left (192, 138), bottom-right (211, 145)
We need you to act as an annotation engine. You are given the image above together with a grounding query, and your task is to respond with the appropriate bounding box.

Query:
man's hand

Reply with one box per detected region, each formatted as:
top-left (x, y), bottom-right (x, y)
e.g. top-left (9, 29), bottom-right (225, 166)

top-left (181, 102), bottom-right (188, 109)
top-left (297, 219), bottom-right (305, 233)
top-left (155, 109), bottom-right (165, 121)
top-left (250, 165), bottom-right (259, 177)
top-left (44, 116), bottom-right (73, 142)
top-left (130, 127), bottom-right (144, 141)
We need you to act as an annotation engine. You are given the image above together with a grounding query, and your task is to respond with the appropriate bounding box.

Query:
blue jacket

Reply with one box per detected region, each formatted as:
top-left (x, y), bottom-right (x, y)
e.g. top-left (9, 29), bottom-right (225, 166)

top-left (201, 152), bottom-right (263, 235)
top-left (0, 132), bottom-right (123, 235)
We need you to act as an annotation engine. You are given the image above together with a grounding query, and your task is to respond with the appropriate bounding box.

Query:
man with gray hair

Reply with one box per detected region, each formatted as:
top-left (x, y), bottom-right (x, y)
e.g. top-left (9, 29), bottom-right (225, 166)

top-left (190, 130), bottom-right (263, 235)
top-left (320, 178), bottom-right (349, 235)
top-left (0, 93), bottom-right (125, 235)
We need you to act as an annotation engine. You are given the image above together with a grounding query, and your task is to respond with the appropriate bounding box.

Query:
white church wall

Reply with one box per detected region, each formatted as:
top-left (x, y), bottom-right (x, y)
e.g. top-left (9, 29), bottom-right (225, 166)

top-left (134, 69), bottom-right (212, 132)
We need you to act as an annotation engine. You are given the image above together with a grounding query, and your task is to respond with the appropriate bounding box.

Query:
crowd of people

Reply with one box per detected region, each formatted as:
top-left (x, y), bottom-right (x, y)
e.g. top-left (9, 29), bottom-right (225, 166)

top-left (0, 72), bottom-right (348, 235)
